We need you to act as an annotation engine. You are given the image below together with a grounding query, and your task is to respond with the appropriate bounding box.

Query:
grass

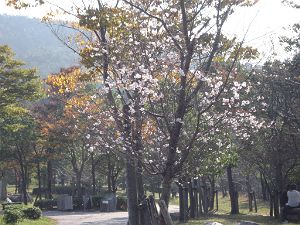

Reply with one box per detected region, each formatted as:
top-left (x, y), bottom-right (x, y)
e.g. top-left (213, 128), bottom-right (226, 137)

top-left (3, 188), bottom-right (296, 225)
top-left (0, 216), bottom-right (56, 225)
top-left (175, 195), bottom-right (299, 225)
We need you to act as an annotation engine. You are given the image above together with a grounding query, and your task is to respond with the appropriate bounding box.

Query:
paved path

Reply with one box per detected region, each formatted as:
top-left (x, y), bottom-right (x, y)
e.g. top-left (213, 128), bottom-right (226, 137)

top-left (44, 205), bottom-right (179, 225)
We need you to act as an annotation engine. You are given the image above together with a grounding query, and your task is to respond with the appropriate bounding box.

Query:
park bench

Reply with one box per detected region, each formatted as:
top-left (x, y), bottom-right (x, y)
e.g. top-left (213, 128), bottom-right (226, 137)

top-left (286, 208), bottom-right (300, 221)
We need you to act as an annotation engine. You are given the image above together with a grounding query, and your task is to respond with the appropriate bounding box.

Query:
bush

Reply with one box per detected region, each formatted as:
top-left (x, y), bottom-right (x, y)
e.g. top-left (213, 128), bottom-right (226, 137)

top-left (23, 207), bottom-right (42, 220)
top-left (91, 196), bottom-right (102, 208)
top-left (72, 197), bottom-right (84, 210)
top-left (34, 199), bottom-right (57, 210)
top-left (116, 196), bottom-right (127, 211)
top-left (32, 187), bottom-right (47, 195)
top-left (32, 186), bottom-right (73, 195)
top-left (3, 205), bottom-right (24, 224)
top-left (53, 186), bottom-right (73, 195)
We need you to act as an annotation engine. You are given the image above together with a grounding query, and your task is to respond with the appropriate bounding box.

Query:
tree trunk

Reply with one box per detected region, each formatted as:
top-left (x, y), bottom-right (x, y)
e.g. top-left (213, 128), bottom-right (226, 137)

top-left (20, 165), bottom-right (28, 205)
top-left (177, 181), bottom-right (184, 222)
top-left (198, 182), bottom-right (203, 215)
top-left (183, 182), bottom-right (189, 222)
top-left (209, 176), bottom-right (215, 210)
top-left (107, 155), bottom-right (112, 192)
top-left (189, 178), bottom-right (195, 218)
top-left (14, 169), bottom-right (19, 194)
top-left (47, 160), bottom-right (53, 199)
top-left (270, 193), bottom-right (274, 217)
top-left (227, 165), bottom-right (239, 214)
top-left (71, 176), bottom-right (76, 197)
top-left (111, 171), bottom-right (118, 193)
top-left (220, 177), bottom-right (227, 198)
top-left (275, 163), bottom-right (283, 193)
top-left (274, 191), bottom-right (280, 218)
top-left (193, 179), bottom-right (199, 217)
top-left (37, 162), bottom-right (42, 200)
top-left (123, 104), bottom-right (139, 225)
top-left (246, 174), bottom-right (252, 212)
top-left (137, 161), bottom-right (144, 225)
top-left (202, 185), bottom-right (209, 214)
top-left (75, 172), bottom-right (82, 197)
top-left (215, 190), bottom-right (219, 211)
top-left (42, 172), bottom-right (47, 198)
top-left (248, 192), bottom-right (253, 212)
top-left (0, 171), bottom-right (7, 201)
top-left (260, 172), bottom-right (267, 200)
top-left (91, 153), bottom-right (96, 194)
top-left (160, 174), bottom-right (172, 207)
top-left (126, 158), bottom-right (139, 225)
top-left (137, 161), bottom-right (144, 199)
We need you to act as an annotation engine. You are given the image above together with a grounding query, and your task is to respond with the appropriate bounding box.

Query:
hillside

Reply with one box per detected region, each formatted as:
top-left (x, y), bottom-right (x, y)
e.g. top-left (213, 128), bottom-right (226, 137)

top-left (0, 15), bottom-right (78, 77)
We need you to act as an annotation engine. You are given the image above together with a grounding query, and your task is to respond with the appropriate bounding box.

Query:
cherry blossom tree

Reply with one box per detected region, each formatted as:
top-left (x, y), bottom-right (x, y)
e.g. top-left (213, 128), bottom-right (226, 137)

top-left (7, 1), bottom-right (263, 224)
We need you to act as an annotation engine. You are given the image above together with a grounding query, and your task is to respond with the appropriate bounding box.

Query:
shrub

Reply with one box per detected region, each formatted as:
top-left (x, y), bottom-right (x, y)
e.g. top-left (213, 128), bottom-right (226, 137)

top-left (32, 187), bottom-right (47, 195)
top-left (32, 186), bottom-right (73, 195)
top-left (23, 207), bottom-right (42, 220)
top-left (34, 199), bottom-right (57, 210)
top-left (73, 196), bottom-right (96, 209)
top-left (3, 205), bottom-right (24, 224)
top-left (72, 197), bottom-right (84, 210)
top-left (53, 186), bottom-right (73, 195)
top-left (91, 196), bottom-right (102, 208)
top-left (116, 196), bottom-right (127, 211)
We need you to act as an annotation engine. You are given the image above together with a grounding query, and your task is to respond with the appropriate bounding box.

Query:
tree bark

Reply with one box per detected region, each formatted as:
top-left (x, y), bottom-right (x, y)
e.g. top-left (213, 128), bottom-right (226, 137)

top-left (126, 159), bottom-right (139, 225)
top-left (0, 171), bottom-right (7, 201)
top-left (189, 178), bottom-right (195, 218)
top-left (260, 172), bottom-right (267, 201)
top-left (177, 182), bottom-right (184, 222)
top-left (183, 182), bottom-right (189, 222)
top-left (20, 164), bottom-right (28, 205)
top-left (123, 104), bottom-right (139, 225)
top-left (227, 165), bottom-right (239, 214)
top-left (160, 173), bottom-right (172, 207)
top-left (246, 174), bottom-right (252, 211)
top-left (75, 172), bottom-right (82, 197)
top-left (208, 175), bottom-right (215, 210)
top-left (107, 155), bottom-right (112, 192)
top-left (274, 191), bottom-right (280, 219)
top-left (269, 193), bottom-right (274, 217)
top-left (91, 153), bottom-right (96, 194)
top-left (14, 169), bottom-right (19, 194)
top-left (37, 162), bottom-right (42, 200)
top-left (137, 161), bottom-right (144, 199)
top-left (47, 160), bottom-right (53, 199)
top-left (193, 179), bottom-right (199, 217)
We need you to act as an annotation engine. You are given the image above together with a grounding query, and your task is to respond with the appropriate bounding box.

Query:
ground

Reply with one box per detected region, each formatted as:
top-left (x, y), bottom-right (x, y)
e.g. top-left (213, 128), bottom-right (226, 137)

top-left (0, 216), bottom-right (56, 225)
top-left (43, 210), bottom-right (128, 225)
top-left (1, 195), bottom-right (298, 225)
top-left (43, 205), bottom-right (179, 225)
top-left (180, 195), bottom-right (300, 225)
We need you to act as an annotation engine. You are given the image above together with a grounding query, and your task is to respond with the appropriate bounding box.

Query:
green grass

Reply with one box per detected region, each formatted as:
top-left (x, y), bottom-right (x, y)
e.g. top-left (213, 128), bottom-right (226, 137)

top-left (176, 195), bottom-right (298, 225)
top-left (0, 216), bottom-right (56, 225)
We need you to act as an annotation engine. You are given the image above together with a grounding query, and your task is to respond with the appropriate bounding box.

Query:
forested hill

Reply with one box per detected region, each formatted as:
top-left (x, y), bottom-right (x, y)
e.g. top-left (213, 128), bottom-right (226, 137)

top-left (0, 15), bottom-right (78, 78)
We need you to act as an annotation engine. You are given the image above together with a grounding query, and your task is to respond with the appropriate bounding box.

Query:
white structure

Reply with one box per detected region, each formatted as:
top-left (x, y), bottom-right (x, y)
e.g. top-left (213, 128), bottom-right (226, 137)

top-left (57, 195), bottom-right (73, 210)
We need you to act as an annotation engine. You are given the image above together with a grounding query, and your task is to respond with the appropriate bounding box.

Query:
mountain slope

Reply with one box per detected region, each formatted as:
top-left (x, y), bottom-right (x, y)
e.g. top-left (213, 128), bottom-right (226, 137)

top-left (0, 15), bottom-right (78, 77)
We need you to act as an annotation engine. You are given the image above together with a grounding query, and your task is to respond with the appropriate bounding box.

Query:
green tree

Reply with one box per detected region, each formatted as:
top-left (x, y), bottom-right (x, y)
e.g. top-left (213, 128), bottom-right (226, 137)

top-left (0, 45), bottom-right (41, 204)
top-left (0, 45), bottom-right (40, 110)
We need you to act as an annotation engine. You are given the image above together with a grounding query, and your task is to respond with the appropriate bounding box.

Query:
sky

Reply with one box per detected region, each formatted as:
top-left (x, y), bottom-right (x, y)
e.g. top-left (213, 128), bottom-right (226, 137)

top-left (0, 0), bottom-right (299, 60)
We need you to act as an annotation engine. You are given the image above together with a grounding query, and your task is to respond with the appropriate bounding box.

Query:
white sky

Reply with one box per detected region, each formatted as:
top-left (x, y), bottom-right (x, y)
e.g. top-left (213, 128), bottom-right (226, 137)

top-left (0, 0), bottom-right (299, 60)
